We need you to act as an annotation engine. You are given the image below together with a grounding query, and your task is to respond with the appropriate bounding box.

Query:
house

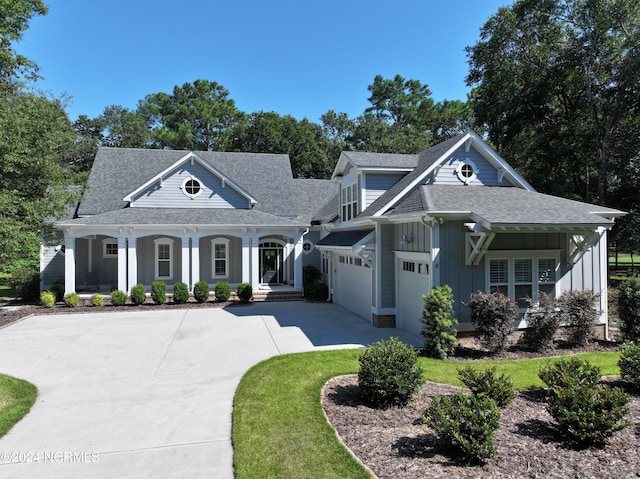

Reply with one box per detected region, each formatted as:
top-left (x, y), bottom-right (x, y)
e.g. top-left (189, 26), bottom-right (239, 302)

top-left (42, 130), bottom-right (624, 339)
top-left (41, 148), bottom-right (337, 297)
top-left (314, 131), bottom-right (625, 339)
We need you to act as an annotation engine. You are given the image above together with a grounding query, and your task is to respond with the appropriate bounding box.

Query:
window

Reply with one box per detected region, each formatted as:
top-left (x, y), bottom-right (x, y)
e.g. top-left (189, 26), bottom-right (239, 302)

top-left (402, 261), bottom-right (416, 272)
top-left (341, 183), bottom-right (358, 221)
top-left (418, 263), bottom-right (429, 275)
top-left (181, 176), bottom-right (203, 199)
top-left (102, 238), bottom-right (118, 258)
top-left (455, 159), bottom-right (478, 185)
top-left (154, 238), bottom-right (174, 280)
top-left (211, 238), bottom-right (229, 278)
top-left (302, 240), bottom-right (314, 254)
top-left (487, 252), bottom-right (560, 307)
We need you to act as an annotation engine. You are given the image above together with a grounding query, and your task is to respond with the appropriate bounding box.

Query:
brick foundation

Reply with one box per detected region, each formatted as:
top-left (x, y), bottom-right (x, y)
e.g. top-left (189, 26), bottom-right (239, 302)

top-left (372, 314), bottom-right (396, 328)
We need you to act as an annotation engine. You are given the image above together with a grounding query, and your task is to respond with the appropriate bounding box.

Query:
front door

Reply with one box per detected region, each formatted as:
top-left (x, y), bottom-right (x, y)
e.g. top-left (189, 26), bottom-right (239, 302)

top-left (260, 244), bottom-right (283, 284)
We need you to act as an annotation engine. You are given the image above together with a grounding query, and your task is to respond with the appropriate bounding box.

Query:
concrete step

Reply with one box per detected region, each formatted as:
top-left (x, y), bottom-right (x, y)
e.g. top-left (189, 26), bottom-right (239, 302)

top-left (251, 290), bottom-right (304, 302)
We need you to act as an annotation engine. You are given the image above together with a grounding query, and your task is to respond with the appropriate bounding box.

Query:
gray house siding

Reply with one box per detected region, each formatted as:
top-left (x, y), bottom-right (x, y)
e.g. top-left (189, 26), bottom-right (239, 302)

top-left (394, 221), bottom-right (431, 253)
top-left (199, 236), bottom-right (242, 284)
top-left (302, 230), bottom-right (323, 271)
top-left (40, 232), bottom-right (65, 291)
top-left (131, 162), bottom-right (250, 209)
top-left (431, 146), bottom-right (515, 187)
top-left (379, 223), bottom-right (395, 308)
top-left (364, 173), bottom-right (405, 208)
top-left (137, 235), bottom-right (182, 286)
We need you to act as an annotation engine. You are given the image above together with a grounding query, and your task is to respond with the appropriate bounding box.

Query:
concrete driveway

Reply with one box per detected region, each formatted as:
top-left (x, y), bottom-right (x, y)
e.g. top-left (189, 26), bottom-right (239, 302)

top-left (0, 302), bottom-right (421, 478)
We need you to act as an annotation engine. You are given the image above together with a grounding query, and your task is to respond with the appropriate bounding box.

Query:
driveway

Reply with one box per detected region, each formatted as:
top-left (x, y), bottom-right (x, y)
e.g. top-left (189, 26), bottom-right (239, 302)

top-left (0, 302), bottom-right (421, 478)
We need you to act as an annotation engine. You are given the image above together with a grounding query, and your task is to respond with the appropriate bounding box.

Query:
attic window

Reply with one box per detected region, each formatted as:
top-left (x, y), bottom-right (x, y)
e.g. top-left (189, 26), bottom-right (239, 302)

top-left (182, 177), bottom-right (202, 199)
top-left (455, 159), bottom-right (477, 185)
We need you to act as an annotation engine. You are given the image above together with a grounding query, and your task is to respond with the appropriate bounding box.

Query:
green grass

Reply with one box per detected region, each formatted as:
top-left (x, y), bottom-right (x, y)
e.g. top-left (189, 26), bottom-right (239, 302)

top-left (0, 374), bottom-right (38, 438)
top-left (232, 349), bottom-right (621, 479)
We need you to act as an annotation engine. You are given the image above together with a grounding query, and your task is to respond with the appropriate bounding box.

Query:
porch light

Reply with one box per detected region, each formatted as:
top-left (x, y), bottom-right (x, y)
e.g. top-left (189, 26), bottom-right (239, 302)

top-left (400, 234), bottom-right (412, 246)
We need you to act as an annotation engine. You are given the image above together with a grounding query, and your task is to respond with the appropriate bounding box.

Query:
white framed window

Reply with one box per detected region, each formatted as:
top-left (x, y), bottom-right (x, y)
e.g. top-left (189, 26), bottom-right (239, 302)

top-left (486, 251), bottom-right (560, 308)
top-left (181, 176), bottom-right (203, 199)
top-left (102, 238), bottom-right (118, 258)
top-left (154, 238), bottom-right (174, 280)
top-left (341, 183), bottom-right (358, 221)
top-left (302, 239), bottom-right (314, 255)
top-left (211, 238), bottom-right (229, 278)
top-left (455, 159), bottom-right (478, 185)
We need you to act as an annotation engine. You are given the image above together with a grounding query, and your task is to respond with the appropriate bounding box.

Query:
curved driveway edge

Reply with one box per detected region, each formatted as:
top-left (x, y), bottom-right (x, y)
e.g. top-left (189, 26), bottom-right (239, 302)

top-left (0, 301), bottom-right (421, 478)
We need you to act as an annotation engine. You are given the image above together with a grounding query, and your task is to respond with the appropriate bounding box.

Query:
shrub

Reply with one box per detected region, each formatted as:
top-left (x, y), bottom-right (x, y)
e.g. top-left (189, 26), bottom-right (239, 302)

top-left (9, 265), bottom-right (40, 301)
top-left (467, 291), bottom-right (518, 354)
top-left (40, 290), bottom-right (55, 308)
top-left (304, 282), bottom-right (328, 300)
top-left (214, 281), bottom-right (231, 302)
top-left (237, 282), bottom-right (253, 302)
top-left (618, 341), bottom-right (640, 390)
top-left (193, 281), bottom-right (210, 303)
top-left (90, 293), bottom-right (103, 307)
top-left (458, 366), bottom-right (515, 408)
top-left (423, 392), bottom-right (500, 463)
top-left (357, 337), bottom-right (424, 409)
top-left (151, 281), bottom-right (167, 304)
top-left (538, 357), bottom-right (602, 390)
top-left (173, 282), bottom-right (189, 304)
top-left (523, 292), bottom-right (561, 351)
top-left (130, 283), bottom-right (146, 305)
top-left (63, 292), bottom-right (80, 307)
top-left (110, 290), bottom-right (127, 306)
top-left (546, 382), bottom-right (630, 447)
top-left (422, 285), bottom-right (458, 359)
top-left (303, 265), bottom-right (322, 286)
top-left (50, 280), bottom-right (65, 302)
top-left (617, 278), bottom-right (640, 342)
top-left (558, 289), bottom-right (599, 345)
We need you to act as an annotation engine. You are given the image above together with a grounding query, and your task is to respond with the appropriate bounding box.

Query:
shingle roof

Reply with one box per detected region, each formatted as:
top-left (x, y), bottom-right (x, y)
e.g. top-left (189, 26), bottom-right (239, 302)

top-left (59, 207), bottom-right (307, 227)
top-left (340, 151), bottom-right (419, 169)
top-left (388, 185), bottom-right (624, 227)
top-left (316, 229), bottom-right (374, 247)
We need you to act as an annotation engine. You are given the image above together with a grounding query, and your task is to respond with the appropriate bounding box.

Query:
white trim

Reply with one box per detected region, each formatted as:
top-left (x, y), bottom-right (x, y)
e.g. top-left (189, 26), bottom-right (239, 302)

top-left (102, 237), bottom-right (118, 258)
top-left (211, 237), bottom-right (230, 279)
top-left (302, 239), bottom-right (314, 255)
top-left (154, 237), bottom-right (174, 280)
top-left (455, 158), bottom-right (478, 185)
top-left (180, 176), bottom-right (204, 199)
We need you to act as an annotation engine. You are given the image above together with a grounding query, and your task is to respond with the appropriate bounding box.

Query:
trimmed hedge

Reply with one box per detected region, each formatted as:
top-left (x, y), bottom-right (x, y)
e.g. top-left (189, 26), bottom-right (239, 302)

top-left (214, 281), bottom-right (231, 302)
top-left (173, 282), bottom-right (189, 304)
top-left (110, 290), bottom-right (127, 306)
top-left (130, 283), bottom-right (146, 305)
top-left (151, 281), bottom-right (166, 305)
top-left (193, 281), bottom-right (210, 303)
top-left (237, 283), bottom-right (253, 302)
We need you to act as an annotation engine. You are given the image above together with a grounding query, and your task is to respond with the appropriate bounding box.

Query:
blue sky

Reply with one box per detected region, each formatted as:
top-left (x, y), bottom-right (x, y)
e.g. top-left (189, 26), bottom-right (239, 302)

top-left (20, 0), bottom-right (509, 122)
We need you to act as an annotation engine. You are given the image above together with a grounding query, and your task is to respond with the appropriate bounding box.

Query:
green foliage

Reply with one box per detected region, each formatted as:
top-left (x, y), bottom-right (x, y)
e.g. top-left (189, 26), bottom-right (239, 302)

top-left (130, 283), bottom-right (146, 305)
top-left (617, 278), bottom-right (640, 342)
top-left (151, 281), bottom-right (166, 305)
top-left (49, 280), bottom-right (65, 302)
top-left (559, 290), bottom-right (599, 345)
top-left (8, 265), bottom-right (40, 301)
top-left (538, 357), bottom-right (602, 390)
top-left (357, 337), bottom-right (424, 409)
top-left (89, 293), bottom-right (103, 307)
top-left (303, 265), bottom-right (322, 287)
top-left (304, 282), bottom-right (328, 301)
top-left (214, 281), bottom-right (231, 302)
top-left (457, 366), bottom-right (515, 408)
top-left (0, 373), bottom-right (38, 440)
top-left (110, 290), bottom-right (127, 306)
top-left (421, 285), bottom-right (458, 359)
top-left (237, 283), bottom-right (253, 302)
top-left (173, 281), bottom-right (189, 304)
top-left (467, 291), bottom-right (518, 354)
top-left (618, 341), bottom-right (640, 390)
top-left (423, 392), bottom-right (500, 464)
top-left (40, 290), bottom-right (55, 308)
top-left (193, 281), bottom-right (210, 303)
top-left (63, 292), bottom-right (79, 307)
top-left (523, 292), bottom-right (561, 351)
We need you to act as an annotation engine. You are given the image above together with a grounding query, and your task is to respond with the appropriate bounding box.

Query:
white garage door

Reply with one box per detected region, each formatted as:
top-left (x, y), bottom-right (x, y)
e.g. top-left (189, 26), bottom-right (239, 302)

top-left (334, 255), bottom-right (372, 320)
top-left (396, 253), bottom-right (431, 337)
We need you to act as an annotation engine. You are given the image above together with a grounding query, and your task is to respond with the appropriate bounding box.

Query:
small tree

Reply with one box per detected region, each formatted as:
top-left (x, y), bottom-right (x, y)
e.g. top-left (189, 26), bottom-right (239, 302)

top-left (467, 291), bottom-right (518, 354)
top-left (617, 278), bottom-right (640, 342)
top-left (422, 285), bottom-right (458, 359)
top-left (458, 366), bottom-right (515, 408)
top-left (558, 290), bottom-right (600, 345)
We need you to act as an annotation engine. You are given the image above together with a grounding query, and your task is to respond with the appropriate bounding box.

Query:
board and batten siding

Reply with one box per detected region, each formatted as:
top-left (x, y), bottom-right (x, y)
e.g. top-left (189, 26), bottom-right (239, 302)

top-left (393, 221), bottom-right (431, 253)
top-left (379, 223), bottom-right (395, 309)
top-left (430, 145), bottom-right (515, 187)
top-left (363, 173), bottom-right (404, 208)
top-left (130, 162), bottom-right (250, 209)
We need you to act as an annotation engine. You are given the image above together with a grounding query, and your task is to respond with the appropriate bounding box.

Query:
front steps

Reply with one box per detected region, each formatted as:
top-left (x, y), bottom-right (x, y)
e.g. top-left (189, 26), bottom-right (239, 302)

top-left (251, 290), bottom-right (304, 302)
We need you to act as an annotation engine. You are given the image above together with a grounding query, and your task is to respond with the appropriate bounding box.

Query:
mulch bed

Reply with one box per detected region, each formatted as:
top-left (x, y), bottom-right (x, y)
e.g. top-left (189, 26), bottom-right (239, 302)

top-left (322, 371), bottom-right (640, 479)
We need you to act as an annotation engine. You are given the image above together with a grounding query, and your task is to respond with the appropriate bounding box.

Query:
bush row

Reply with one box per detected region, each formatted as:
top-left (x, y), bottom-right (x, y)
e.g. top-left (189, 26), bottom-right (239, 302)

top-left (40, 281), bottom-right (254, 307)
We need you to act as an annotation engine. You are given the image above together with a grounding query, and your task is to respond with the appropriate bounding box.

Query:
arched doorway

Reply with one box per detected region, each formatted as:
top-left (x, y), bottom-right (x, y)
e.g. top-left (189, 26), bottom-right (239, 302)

top-left (259, 240), bottom-right (285, 284)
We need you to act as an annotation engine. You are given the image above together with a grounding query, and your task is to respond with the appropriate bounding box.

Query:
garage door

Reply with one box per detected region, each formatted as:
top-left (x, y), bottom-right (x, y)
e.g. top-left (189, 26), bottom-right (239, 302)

top-left (334, 255), bottom-right (372, 320)
top-left (396, 253), bottom-right (431, 337)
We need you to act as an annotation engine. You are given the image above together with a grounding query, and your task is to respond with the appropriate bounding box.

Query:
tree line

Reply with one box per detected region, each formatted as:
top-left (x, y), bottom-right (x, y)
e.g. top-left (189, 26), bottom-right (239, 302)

top-left (1, 0), bottom-right (639, 270)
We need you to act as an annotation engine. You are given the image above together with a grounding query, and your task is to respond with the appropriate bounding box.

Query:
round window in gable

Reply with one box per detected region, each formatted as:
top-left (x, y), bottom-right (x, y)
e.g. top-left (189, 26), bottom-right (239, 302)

top-left (455, 159), bottom-right (478, 185)
top-left (182, 177), bottom-right (203, 198)
top-left (302, 240), bottom-right (314, 255)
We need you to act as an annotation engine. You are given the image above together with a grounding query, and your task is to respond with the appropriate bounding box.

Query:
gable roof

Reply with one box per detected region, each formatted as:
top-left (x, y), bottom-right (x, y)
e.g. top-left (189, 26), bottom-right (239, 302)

top-left (332, 151), bottom-right (418, 178)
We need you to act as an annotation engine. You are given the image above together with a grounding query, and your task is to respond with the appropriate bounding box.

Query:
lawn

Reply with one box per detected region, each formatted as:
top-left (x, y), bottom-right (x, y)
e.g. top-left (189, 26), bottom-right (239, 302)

top-left (0, 374), bottom-right (37, 439)
top-left (232, 349), bottom-right (621, 479)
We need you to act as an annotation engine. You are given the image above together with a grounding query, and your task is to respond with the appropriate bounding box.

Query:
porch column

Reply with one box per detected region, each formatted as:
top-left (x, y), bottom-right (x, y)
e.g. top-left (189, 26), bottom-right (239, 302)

top-left (251, 235), bottom-right (260, 290)
top-left (191, 237), bottom-right (200, 290)
top-left (64, 233), bottom-right (76, 294)
top-left (117, 237), bottom-right (127, 293)
top-left (293, 231), bottom-right (304, 292)
top-left (181, 236), bottom-right (190, 288)
top-left (241, 235), bottom-right (251, 285)
top-left (127, 236), bottom-right (137, 292)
